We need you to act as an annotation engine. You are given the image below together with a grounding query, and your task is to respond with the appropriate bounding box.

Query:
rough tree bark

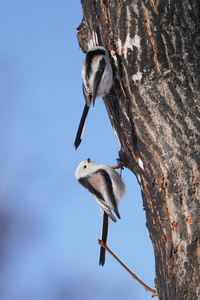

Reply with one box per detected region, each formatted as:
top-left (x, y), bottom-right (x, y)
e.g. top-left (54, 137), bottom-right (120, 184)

top-left (77, 1), bottom-right (200, 299)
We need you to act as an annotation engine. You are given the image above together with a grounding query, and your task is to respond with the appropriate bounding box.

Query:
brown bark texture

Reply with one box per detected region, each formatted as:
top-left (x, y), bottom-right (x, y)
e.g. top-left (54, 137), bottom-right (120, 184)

top-left (77, 0), bottom-right (200, 299)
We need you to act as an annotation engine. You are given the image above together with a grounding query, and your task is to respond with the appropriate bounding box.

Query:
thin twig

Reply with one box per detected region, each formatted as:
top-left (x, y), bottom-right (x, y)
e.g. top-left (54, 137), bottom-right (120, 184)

top-left (112, 162), bottom-right (124, 177)
top-left (112, 164), bottom-right (122, 169)
top-left (112, 161), bottom-right (125, 169)
top-left (98, 240), bottom-right (159, 298)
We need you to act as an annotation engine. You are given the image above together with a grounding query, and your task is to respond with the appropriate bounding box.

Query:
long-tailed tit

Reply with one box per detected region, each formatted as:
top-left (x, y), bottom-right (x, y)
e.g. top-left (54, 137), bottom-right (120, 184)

top-left (74, 46), bottom-right (113, 149)
top-left (75, 159), bottom-right (125, 266)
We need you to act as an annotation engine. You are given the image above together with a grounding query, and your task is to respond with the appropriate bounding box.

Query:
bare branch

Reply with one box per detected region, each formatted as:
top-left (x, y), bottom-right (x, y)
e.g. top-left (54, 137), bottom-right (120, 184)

top-left (98, 239), bottom-right (159, 298)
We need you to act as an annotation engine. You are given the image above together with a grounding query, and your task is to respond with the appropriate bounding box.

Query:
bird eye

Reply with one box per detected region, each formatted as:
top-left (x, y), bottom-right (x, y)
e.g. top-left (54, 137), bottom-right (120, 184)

top-left (83, 165), bottom-right (87, 169)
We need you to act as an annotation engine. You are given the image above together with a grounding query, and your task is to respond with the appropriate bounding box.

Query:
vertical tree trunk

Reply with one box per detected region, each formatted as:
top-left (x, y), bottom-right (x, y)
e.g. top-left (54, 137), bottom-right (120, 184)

top-left (77, 0), bottom-right (200, 299)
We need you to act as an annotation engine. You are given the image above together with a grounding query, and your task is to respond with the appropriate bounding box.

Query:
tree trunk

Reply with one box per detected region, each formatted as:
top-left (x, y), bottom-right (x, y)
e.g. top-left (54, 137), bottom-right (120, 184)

top-left (77, 0), bottom-right (200, 299)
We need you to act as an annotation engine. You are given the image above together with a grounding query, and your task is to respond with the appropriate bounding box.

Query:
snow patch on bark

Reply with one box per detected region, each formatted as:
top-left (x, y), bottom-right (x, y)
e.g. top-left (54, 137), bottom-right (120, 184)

top-left (132, 72), bottom-right (142, 82)
top-left (116, 34), bottom-right (141, 59)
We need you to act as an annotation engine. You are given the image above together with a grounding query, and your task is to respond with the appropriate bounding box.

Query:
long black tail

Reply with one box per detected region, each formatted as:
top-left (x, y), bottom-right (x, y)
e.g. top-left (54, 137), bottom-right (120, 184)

top-left (99, 212), bottom-right (109, 266)
top-left (74, 104), bottom-right (90, 149)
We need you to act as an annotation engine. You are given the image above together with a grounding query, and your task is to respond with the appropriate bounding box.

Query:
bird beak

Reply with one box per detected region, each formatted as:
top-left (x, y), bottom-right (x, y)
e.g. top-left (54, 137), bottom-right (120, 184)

top-left (87, 158), bottom-right (90, 163)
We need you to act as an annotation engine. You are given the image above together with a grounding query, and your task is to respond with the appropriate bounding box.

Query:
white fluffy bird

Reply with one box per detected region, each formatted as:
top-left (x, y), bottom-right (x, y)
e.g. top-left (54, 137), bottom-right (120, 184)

top-left (75, 159), bottom-right (125, 266)
top-left (74, 46), bottom-right (113, 149)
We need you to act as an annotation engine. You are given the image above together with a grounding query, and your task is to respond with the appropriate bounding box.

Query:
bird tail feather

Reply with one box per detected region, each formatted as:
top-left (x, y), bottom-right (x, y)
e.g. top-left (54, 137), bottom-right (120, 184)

top-left (99, 212), bottom-right (109, 266)
top-left (74, 104), bottom-right (90, 149)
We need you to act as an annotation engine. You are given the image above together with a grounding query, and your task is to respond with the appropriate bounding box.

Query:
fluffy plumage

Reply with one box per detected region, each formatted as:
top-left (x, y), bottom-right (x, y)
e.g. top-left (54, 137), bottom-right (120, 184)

top-left (74, 46), bottom-right (113, 149)
top-left (75, 159), bottom-right (125, 266)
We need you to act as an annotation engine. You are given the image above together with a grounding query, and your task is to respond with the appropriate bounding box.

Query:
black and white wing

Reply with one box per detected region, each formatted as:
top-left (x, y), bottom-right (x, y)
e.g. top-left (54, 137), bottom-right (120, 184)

top-left (92, 57), bottom-right (106, 106)
top-left (96, 168), bottom-right (121, 220)
top-left (78, 173), bottom-right (116, 222)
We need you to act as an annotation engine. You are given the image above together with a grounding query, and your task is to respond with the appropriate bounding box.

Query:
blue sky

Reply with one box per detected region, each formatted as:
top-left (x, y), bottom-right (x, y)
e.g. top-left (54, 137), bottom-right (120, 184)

top-left (0, 1), bottom-right (155, 299)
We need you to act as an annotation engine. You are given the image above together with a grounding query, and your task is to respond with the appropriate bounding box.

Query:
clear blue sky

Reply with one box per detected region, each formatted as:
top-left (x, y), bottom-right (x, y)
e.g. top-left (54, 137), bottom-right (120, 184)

top-left (0, 1), bottom-right (155, 299)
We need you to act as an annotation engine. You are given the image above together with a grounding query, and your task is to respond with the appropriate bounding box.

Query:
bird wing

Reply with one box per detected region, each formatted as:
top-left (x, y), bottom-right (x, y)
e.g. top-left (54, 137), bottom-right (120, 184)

top-left (82, 80), bottom-right (92, 107)
top-left (95, 169), bottom-right (121, 220)
top-left (78, 175), bottom-right (117, 222)
top-left (92, 57), bottom-right (106, 106)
